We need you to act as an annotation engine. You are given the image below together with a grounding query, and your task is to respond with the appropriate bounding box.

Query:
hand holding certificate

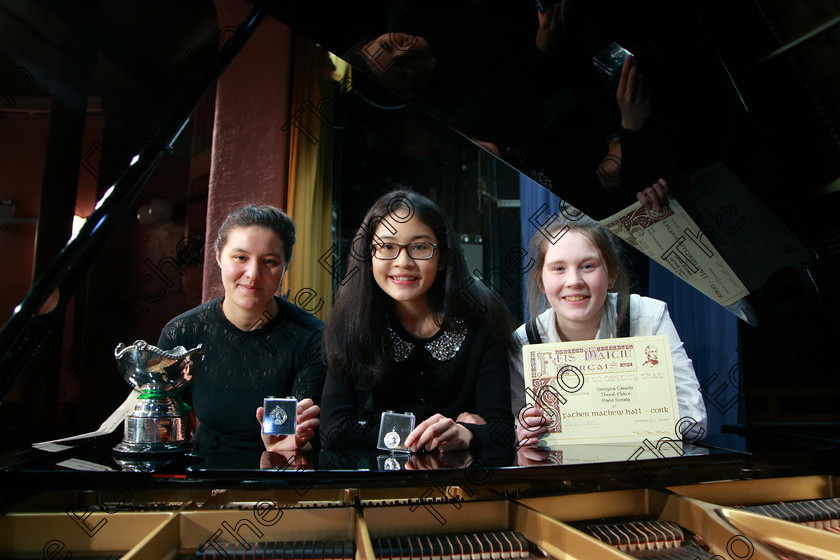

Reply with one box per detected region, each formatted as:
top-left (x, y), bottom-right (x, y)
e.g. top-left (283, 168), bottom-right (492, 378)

top-left (522, 335), bottom-right (680, 446)
top-left (599, 195), bottom-right (748, 307)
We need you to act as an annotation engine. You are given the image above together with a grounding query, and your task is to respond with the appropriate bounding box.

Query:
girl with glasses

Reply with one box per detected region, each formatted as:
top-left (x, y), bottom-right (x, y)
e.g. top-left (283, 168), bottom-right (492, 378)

top-left (321, 190), bottom-right (516, 453)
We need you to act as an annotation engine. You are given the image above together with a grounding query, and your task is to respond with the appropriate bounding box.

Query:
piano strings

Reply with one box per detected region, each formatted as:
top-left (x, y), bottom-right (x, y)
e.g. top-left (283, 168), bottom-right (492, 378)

top-left (0, 531), bottom-right (539, 560)
top-left (371, 530), bottom-right (543, 560)
top-left (733, 497), bottom-right (840, 533)
top-left (578, 520), bottom-right (717, 559)
top-left (187, 531), bottom-right (537, 560)
top-left (194, 538), bottom-right (355, 560)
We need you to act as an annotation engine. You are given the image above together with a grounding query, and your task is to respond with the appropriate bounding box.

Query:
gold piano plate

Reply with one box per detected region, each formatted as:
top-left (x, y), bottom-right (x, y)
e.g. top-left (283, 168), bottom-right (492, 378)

top-left (0, 511), bottom-right (174, 558)
top-left (719, 508), bottom-right (840, 560)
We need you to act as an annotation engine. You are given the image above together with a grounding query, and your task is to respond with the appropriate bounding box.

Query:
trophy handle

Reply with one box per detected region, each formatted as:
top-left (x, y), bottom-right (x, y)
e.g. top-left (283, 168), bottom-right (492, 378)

top-left (114, 340), bottom-right (203, 360)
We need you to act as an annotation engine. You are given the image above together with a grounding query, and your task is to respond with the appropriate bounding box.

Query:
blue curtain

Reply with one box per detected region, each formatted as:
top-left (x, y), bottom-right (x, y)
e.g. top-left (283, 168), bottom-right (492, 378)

top-left (649, 262), bottom-right (741, 439)
top-left (519, 175), bottom-right (565, 321)
top-left (520, 174), bottom-right (741, 439)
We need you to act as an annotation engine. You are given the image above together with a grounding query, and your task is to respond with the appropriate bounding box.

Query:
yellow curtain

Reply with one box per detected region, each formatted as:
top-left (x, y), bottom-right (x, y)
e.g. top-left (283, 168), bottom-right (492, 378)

top-left (285, 35), bottom-right (348, 321)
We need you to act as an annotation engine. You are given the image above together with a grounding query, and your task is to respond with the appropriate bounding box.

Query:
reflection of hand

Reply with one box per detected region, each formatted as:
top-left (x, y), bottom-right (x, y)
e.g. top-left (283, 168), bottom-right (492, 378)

top-left (636, 177), bottom-right (669, 212)
top-left (405, 413), bottom-right (474, 453)
top-left (470, 139), bottom-right (501, 158)
top-left (616, 55), bottom-right (651, 131)
top-left (260, 450), bottom-right (310, 470)
top-left (456, 412), bottom-right (486, 424)
top-left (255, 398), bottom-right (320, 452)
top-left (516, 446), bottom-right (553, 466)
top-left (188, 410), bottom-right (199, 438)
top-left (405, 451), bottom-right (470, 470)
top-left (597, 136), bottom-right (623, 189)
top-left (535, 2), bottom-right (566, 53)
top-left (516, 406), bottom-right (548, 447)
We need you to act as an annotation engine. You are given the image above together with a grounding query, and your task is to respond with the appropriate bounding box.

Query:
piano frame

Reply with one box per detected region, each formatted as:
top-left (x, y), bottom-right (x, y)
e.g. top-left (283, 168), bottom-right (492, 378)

top-left (3, 479), bottom-right (840, 559)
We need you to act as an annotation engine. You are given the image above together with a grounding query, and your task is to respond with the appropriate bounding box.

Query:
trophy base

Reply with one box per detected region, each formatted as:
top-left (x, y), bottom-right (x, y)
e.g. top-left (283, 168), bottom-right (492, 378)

top-left (114, 412), bottom-right (192, 455)
top-left (113, 440), bottom-right (193, 455)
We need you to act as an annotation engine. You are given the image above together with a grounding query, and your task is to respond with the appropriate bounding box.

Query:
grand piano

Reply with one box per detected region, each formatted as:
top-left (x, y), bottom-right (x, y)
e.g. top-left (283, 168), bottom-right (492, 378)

top-left (1, 1), bottom-right (839, 558)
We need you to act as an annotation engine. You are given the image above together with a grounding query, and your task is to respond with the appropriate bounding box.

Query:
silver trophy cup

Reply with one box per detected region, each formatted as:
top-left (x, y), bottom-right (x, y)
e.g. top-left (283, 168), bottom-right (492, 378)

top-left (113, 340), bottom-right (203, 454)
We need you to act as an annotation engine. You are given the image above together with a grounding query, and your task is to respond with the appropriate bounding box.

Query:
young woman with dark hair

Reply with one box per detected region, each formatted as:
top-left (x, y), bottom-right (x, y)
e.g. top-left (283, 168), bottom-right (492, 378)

top-left (158, 205), bottom-right (324, 453)
top-left (321, 190), bottom-right (516, 453)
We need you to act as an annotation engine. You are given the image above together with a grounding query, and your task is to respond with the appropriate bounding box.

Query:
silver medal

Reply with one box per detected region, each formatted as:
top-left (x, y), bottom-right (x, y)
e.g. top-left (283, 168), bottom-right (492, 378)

top-left (270, 405), bottom-right (288, 426)
top-left (383, 427), bottom-right (401, 449)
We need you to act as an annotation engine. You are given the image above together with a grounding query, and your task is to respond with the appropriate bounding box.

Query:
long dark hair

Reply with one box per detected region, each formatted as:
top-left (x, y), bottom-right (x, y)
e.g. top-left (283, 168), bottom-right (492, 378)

top-left (527, 215), bottom-right (630, 331)
top-left (323, 189), bottom-right (516, 385)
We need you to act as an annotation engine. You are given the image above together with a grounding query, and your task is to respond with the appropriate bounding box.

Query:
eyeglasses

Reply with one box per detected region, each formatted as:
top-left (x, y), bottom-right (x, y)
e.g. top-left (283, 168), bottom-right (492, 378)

top-left (371, 242), bottom-right (439, 260)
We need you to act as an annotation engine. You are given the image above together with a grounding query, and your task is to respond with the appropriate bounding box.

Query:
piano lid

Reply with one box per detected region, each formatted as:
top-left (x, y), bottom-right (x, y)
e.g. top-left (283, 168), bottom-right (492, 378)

top-left (257, 0), bottom-right (839, 293)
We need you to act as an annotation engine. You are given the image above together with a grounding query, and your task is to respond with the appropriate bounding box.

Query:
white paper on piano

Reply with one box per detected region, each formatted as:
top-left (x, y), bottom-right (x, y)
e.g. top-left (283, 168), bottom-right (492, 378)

top-left (523, 335), bottom-right (680, 445)
top-left (32, 389), bottom-right (140, 452)
top-left (56, 458), bottom-right (116, 472)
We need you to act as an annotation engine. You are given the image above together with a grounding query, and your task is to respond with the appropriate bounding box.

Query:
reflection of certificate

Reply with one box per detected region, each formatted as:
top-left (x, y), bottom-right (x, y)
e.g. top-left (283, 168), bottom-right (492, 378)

top-left (545, 442), bottom-right (690, 465)
top-left (599, 197), bottom-right (748, 307)
top-left (523, 336), bottom-right (679, 445)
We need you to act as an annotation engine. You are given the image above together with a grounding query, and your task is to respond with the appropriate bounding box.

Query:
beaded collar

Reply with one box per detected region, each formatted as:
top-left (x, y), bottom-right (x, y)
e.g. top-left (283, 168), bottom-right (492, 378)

top-left (387, 318), bottom-right (468, 362)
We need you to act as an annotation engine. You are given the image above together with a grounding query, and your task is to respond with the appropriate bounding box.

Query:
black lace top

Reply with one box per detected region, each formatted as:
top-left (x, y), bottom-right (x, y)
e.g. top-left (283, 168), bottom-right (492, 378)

top-left (158, 297), bottom-right (324, 452)
top-left (320, 318), bottom-right (513, 452)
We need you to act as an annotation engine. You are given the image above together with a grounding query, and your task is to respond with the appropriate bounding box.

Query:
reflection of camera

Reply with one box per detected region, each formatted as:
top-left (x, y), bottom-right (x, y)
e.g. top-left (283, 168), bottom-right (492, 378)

top-left (262, 396), bottom-right (297, 436)
top-left (593, 43), bottom-right (633, 86)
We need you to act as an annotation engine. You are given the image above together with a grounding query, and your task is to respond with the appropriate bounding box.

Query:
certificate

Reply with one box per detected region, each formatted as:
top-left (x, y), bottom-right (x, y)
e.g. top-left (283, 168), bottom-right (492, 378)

top-left (522, 335), bottom-right (680, 445)
top-left (599, 195), bottom-right (749, 307)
